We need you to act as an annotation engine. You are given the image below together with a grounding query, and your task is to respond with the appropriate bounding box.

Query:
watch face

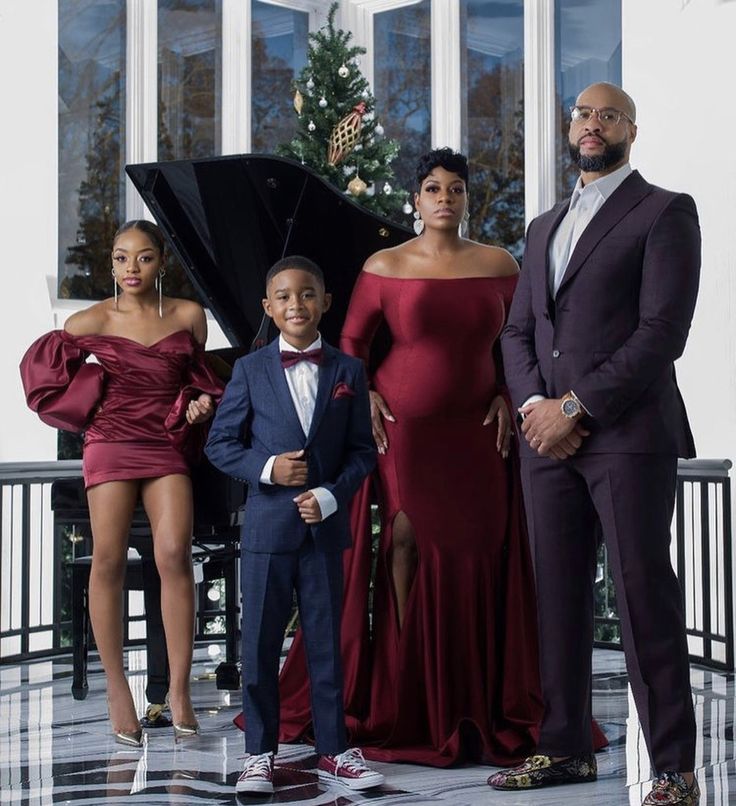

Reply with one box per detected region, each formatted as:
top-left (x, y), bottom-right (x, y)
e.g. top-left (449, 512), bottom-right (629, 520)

top-left (562, 398), bottom-right (580, 417)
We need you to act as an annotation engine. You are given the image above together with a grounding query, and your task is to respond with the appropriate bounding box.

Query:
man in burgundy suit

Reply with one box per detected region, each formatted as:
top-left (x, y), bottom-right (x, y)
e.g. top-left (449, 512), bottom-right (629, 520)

top-left (492, 83), bottom-right (701, 805)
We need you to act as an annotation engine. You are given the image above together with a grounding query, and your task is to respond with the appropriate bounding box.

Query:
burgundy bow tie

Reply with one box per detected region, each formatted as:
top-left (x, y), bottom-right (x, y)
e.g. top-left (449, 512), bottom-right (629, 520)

top-left (280, 348), bottom-right (323, 369)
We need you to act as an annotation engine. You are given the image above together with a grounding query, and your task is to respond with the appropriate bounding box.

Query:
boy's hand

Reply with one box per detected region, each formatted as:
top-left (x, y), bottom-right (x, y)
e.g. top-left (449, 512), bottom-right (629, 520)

top-left (293, 491), bottom-right (323, 523)
top-left (272, 449), bottom-right (308, 486)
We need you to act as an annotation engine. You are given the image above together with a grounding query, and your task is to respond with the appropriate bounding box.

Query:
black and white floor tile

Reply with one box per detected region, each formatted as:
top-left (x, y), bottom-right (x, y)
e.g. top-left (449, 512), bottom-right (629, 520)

top-left (0, 648), bottom-right (731, 804)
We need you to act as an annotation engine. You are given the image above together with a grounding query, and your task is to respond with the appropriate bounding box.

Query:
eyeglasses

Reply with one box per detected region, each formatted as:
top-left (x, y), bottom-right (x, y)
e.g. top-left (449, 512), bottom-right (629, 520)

top-left (570, 106), bottom-right (633, 126)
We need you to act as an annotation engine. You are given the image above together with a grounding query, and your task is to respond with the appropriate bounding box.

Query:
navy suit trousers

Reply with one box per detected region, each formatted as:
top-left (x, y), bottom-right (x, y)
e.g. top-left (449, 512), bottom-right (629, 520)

top-left (241, 538), bottom-right (346, 756)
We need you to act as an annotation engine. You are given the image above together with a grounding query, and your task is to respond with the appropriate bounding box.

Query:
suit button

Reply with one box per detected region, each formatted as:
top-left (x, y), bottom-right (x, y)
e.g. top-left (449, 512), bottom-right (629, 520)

top-left (552, 349), bottom-right (560, 358)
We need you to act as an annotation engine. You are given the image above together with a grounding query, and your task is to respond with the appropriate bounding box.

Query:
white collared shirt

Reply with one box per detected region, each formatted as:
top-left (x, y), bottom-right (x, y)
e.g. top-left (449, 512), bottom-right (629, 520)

top-left (548, 162), bottom-right (632, 298)
top-left (260, 334), bottom-right (337, 519)
top-left (523, 164), bottom-right (632, 416)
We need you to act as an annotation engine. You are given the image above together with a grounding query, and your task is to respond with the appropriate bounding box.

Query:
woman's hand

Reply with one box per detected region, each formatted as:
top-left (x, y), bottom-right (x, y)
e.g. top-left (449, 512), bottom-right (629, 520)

top-left (483, 395), bottom-right (513, 459)
top-left (369, 390), bottom-right (395, 454)
top-left (186, 393), bottom-right (214, 425)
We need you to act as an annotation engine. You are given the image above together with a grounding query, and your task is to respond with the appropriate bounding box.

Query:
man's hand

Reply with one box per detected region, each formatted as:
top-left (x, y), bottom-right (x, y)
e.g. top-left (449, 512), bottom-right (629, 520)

top-left (519, 398), bottom-right (590, 458)
top-left (271, 449), bottom-right (308, 486)
top-left (294, 491), bottom-right (323, 523)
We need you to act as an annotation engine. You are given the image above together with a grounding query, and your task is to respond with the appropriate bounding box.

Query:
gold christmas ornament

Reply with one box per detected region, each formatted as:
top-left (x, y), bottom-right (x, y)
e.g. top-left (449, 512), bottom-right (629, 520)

top-left (327, 102), bottom-right (366, 166)
top-left (347, 175), bottom-right (368, 195)
top-left (293, 89), bottom-right (304, 116)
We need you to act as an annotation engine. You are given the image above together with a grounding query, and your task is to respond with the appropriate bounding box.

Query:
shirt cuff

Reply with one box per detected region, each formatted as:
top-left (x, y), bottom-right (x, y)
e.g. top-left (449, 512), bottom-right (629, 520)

top-left (310, 487), bottom-right (337, 520)
top-left (520, 394), bottom-right (546, 417)
top-left (570, 389), bottom-right (592, 417)
top-left (260, 455), bottom-right (277, 485)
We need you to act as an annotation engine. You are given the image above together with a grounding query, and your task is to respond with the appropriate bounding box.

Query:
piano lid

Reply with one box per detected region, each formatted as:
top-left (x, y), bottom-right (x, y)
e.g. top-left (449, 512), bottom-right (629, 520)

top-left (125, 154), bottom-right (413, 348)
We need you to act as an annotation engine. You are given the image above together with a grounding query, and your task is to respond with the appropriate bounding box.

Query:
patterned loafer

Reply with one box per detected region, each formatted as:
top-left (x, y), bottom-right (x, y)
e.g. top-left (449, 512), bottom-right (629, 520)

top-left (642, 772), bottom-right (700, 805)
top-left (488, 753), bottom-right (597, 790)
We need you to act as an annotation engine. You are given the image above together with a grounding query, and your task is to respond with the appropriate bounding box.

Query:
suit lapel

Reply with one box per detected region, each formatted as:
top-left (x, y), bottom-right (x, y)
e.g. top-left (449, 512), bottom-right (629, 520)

top-left (557, 171), bottom-right (651, 294)
top-left (534, 202), bottom-right (568, 317)
top-left (306, 344), bottom-right (339, 445)
top-left (263, 340), bottom-right (306, 442)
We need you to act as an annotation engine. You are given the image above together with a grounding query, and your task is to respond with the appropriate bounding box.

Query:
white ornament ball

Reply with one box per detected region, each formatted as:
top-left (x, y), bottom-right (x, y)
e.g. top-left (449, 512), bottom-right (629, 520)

top-left (375, 124), bottom-right (384, 137)
top-left (365, 184), bottom-right (375, 197)
top-left (361, 89), bottom-right (369, 99)
top-left (402, 201), bottom-right (413, 214)
top-left (306, 77), bottom-right (315, 90)
top-left (318, 96), bottom-right (328, 108)
top-left (383, 182), bottom-right (392, 195)
top-left (338, 63), bottom-right (349, 78)
top-left (354, 143), bottom-right (362, 152)
top-left (307, 120), bottom-right (316, 132)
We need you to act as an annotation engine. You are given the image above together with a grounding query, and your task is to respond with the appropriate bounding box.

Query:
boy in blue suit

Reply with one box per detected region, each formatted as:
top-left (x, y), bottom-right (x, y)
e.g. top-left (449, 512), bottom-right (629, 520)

top-left (205, 256), bottom-right (382, 795)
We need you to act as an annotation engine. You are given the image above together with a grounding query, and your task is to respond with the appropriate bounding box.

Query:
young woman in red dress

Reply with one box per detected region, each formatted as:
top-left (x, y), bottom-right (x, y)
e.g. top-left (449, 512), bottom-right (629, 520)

top-left (21, 221), bottom-right (223, 746)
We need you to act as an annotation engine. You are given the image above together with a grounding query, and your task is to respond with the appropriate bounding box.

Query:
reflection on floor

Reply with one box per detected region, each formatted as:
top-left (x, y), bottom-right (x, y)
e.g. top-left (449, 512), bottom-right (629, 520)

top-left (0, 647), bottom-right (729, 804)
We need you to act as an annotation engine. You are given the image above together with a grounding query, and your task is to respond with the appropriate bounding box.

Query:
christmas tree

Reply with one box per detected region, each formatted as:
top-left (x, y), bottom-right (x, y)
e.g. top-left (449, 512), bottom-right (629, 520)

top-left (278, 2), bottom-right (411, 223)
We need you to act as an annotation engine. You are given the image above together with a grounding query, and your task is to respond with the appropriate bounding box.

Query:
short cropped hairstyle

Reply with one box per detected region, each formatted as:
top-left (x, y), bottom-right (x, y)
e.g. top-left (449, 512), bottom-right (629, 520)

top-left (415, 148), bottom-right (469, 189)
top-left (266, 255), bottom-right (325, 289)
top-left (113, 220), bottom-right (166, 254)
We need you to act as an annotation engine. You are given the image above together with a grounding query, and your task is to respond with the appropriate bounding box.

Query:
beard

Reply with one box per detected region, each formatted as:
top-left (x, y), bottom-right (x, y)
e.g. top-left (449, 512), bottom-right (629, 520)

top-left (569, 137), bottom-right (627, 172)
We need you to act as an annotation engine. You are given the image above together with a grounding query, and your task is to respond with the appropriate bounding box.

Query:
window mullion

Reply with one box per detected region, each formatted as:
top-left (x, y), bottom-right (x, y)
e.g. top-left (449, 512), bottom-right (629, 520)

top-left (431, 0), bottom-right (461, 151)
top-left (222, 0), bottom-right (251, 154)
top-left (523, 0), bottom-right (555, 225)
top-left (126, 0), bottom-right (157, 220)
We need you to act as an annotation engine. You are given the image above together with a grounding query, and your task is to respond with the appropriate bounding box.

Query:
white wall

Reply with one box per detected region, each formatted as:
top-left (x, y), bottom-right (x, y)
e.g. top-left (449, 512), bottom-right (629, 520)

top-left (0, 0), bottom-right (58, 462)
top-left (623, 0), bottom-right (736, 465)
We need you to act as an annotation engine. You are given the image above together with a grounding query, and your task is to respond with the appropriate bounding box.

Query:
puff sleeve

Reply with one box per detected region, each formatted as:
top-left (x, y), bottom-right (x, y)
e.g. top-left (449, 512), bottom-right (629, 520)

top-left (164, 342), bottom-right (225, 463)
top-left (20, 330), bottom-right (105, 433)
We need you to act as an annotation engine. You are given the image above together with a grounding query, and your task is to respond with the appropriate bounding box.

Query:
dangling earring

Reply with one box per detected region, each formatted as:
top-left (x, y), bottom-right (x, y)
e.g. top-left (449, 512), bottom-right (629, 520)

top-left (111, 268), bottom-right (118, 310)
top-left (413, 210), bottom-right (424, 236)
top-left (156, 268), bottom-right (166, 318)
top-left (459, 209), bottom-right (470, 238)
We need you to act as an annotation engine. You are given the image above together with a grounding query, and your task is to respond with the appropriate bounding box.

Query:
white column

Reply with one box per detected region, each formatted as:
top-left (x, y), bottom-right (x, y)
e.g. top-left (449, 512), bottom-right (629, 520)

top-left (430, 0), bottom-right (461, 151)
top-left (126, 0), bottom-right (158, 220)
top-left (523, 0), bottom-right (555, 225)
top-left (222, 0), bottom-right (251, 154)
top-left (341, 2), bottom-right (375, 89)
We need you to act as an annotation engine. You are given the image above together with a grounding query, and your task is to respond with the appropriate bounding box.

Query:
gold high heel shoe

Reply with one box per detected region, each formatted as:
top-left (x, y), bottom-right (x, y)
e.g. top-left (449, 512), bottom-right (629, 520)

top-left (114, 728), bottom-right (144, 748)
top-left (173, 721), bottom-right (200, 739)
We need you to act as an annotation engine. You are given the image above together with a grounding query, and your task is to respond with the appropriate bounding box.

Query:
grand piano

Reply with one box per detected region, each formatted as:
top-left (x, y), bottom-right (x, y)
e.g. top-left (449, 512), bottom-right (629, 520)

top-left (52, 153), bottom-right (412, 715)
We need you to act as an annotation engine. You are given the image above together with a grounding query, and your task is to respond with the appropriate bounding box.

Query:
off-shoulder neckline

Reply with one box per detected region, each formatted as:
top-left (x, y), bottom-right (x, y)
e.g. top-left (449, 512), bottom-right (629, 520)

top-left (361, 271), bottom-right (517, 281)
top-left (62, 328), bottom-right (198, 350)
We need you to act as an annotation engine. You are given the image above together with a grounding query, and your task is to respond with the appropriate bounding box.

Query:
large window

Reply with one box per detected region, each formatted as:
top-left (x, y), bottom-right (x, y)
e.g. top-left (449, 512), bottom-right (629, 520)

top-left (251, 1), bottom-right (309, 152)
top-left (373, 2), bottom-right (432, 196)
top-left (158, 0), bottom-right (222, 160)
top-left (461, 0), bottom-right (524, 257)
top-left (58, 0), bottom-right (126, 300)
top-left (555, 0), bottom-right (622, 196)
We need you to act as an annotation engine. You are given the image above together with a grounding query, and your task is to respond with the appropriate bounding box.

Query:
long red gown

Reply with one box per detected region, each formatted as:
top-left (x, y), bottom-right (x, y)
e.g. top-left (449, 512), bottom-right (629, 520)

top-left (278, 272), bottom-right (550, 766)
top-left (20, 329), bottom-right (223, 486)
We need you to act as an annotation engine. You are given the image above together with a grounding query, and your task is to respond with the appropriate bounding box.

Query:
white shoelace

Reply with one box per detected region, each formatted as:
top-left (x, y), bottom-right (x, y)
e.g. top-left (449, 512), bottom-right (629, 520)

top-left (333, 747), bottom-right (370, 774)
top-left (242, 752), bottom-right (273, 776)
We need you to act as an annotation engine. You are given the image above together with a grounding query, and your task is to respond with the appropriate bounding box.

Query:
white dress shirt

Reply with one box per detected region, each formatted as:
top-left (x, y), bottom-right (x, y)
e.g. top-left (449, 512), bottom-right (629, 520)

top-left (549, 162), bottom-right (632, 298)
top-left (523, 163), bottom-right (633, 415)
top-left (259, 334), bottom-right (337, 520)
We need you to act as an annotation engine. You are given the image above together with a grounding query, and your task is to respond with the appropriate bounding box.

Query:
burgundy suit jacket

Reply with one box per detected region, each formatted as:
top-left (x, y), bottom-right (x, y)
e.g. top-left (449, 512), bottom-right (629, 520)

top-left (501, 170), bottom-right (700, 458)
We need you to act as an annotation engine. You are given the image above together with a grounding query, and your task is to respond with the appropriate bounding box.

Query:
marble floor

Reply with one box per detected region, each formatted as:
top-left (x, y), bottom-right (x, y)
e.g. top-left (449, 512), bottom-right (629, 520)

top-left (0, 647), bottom-right (731, 805)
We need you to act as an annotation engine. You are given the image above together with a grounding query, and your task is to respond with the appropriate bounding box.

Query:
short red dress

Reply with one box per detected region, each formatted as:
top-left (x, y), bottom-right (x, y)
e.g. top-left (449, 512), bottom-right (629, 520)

top-left (20, 329), bottom-right (223, 487)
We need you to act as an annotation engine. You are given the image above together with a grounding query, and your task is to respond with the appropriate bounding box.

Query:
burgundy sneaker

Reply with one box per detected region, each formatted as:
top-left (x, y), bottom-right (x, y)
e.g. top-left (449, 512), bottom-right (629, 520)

top-left (317, 747), bottom-right (385, 791)
top-left (235, 752), bottom-right (274, 794)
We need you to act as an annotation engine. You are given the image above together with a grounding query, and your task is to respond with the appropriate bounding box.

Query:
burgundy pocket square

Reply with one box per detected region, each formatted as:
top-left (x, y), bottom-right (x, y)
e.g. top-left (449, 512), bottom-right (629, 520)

top-left (332, 382), bottom-right (355, 400)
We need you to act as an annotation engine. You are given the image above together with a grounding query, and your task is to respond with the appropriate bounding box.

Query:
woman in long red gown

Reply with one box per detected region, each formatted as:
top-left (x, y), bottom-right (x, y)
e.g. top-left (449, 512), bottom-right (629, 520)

top-left (278, 149), bottom-right (564, 766)
top-left (20, 221), bottom-right (223, 746)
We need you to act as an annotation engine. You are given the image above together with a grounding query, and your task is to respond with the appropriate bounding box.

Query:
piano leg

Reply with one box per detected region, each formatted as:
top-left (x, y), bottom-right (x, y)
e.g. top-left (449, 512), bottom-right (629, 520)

top-left (215, 546), bottom-right (241, 690)
top-left (71, 557), bottom-right (91, 700)
top-left (141, 555), bottom-right (170, 707)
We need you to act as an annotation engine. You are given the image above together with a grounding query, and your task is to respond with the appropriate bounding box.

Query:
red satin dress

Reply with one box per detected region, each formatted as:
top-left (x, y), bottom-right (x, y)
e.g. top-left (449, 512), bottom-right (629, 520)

top-left (278, 272), bottom-right (567, 766)
top-left (20, 329), bottom-right (223, 487)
